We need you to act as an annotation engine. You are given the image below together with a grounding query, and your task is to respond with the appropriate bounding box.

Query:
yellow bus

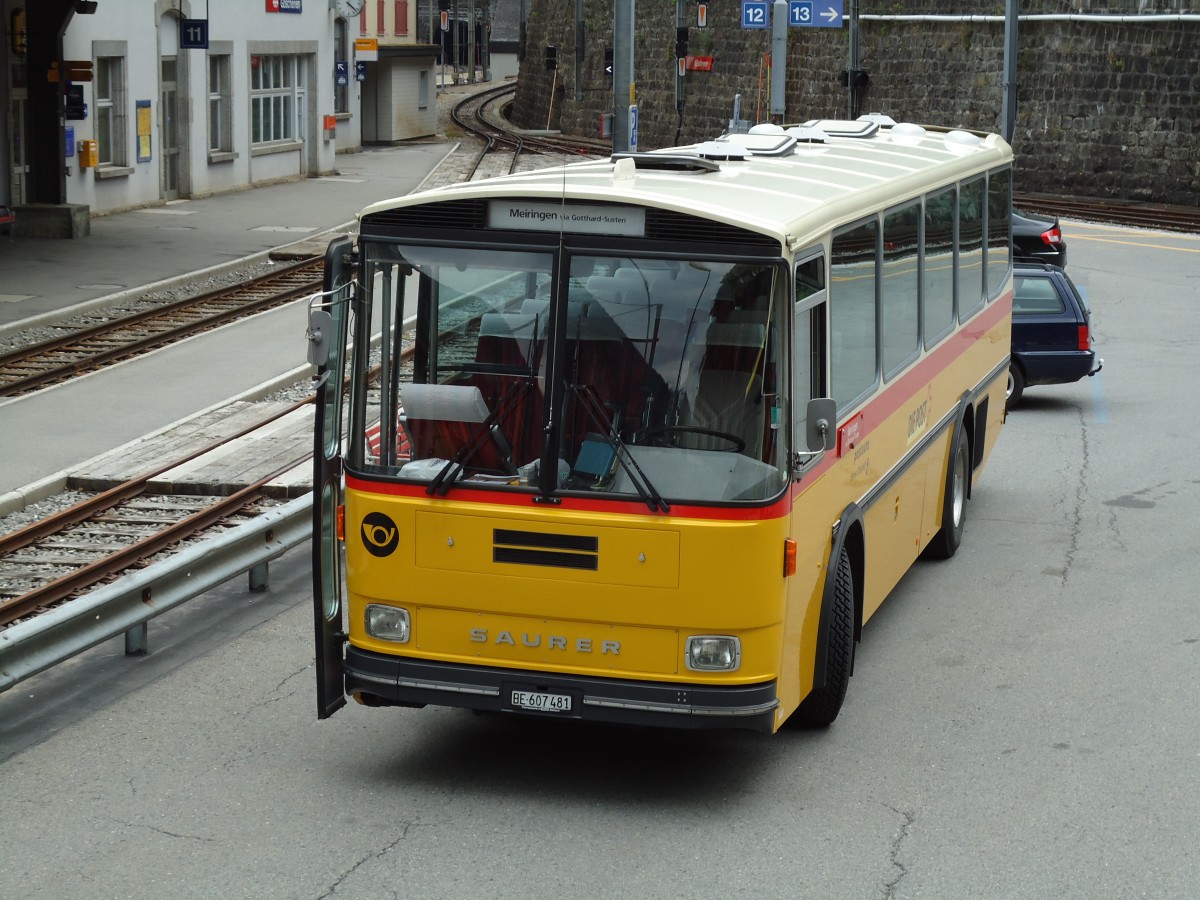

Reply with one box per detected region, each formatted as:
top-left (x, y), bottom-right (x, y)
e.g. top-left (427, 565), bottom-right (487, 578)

top-left (309, 116), bottom-right (1013, 732)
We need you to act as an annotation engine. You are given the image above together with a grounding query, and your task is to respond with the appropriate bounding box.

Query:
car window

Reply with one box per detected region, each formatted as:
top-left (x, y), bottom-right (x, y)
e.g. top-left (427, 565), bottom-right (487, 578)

top-left (1013, 275), bottom-right (1065, 314)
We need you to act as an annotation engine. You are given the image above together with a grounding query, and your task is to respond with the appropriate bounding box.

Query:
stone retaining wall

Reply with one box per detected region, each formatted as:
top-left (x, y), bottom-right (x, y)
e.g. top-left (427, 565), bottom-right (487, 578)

top-left (509, 1), bottom-right (1199, 205)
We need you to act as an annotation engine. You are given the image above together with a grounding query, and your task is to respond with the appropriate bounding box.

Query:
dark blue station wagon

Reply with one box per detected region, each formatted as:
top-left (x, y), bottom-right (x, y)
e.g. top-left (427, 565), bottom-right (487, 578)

top-left (1008, 262), bottom-right (1102, 407)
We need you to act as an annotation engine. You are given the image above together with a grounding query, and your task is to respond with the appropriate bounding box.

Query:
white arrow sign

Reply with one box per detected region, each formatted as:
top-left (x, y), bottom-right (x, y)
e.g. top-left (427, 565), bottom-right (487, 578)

top-left (820, 7), bottom-right (839, 22)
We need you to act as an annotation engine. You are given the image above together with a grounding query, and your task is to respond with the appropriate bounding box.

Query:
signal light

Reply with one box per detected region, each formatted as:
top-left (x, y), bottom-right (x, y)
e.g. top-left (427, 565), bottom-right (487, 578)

top-left (675, 26), bottom-right (688, 59)
top-left (545, 44), bottom-right (557, 71)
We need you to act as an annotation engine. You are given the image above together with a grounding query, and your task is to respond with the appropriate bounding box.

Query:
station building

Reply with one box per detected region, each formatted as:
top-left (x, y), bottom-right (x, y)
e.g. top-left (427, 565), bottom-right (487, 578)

top-left (0, 0), bottom-right (439, 237)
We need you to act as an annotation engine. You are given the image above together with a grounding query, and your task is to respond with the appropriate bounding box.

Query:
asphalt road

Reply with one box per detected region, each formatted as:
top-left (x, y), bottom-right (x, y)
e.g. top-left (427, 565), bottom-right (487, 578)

top-left (0, 222), bottom-right (1197, 899)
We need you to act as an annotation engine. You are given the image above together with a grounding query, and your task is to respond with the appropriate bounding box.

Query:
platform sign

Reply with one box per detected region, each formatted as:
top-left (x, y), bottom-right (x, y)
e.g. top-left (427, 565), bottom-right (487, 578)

top-left (742, 2), bottom-right (769, 29)
top-left (811, 1), bottom-right (844, 27)
top-left (334, 60), bottom-right (348, 86)
top-left (180, 19), bottom-right (209, 49)
top-left (629, 104), bottom-right (638, 151)
top-left (355, 61), bottom-right (367, 82)
top-left (788, 1), bottom-right (813, 26)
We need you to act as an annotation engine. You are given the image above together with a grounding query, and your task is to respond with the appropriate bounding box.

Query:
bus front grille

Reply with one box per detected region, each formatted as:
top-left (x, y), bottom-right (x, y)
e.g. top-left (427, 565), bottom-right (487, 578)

top-left (493, 529), bottom-right (599, 571)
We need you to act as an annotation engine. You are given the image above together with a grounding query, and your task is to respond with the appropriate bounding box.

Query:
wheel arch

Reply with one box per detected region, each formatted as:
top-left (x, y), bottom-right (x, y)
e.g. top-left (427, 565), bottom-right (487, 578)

top-left (813, 503), bottom-right (865, 690)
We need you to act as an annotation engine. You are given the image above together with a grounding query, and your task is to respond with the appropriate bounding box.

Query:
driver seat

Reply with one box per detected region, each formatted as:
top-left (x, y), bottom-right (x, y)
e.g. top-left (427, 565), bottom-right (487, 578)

top-left (687, 323), bottom-right (767, 456)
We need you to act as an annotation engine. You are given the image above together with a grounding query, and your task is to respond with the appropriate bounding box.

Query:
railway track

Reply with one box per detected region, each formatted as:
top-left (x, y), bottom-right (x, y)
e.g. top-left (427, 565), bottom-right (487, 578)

top-left (0, 257), bottom-right (323, 399)
top-left (1013, 193), bottom-right (1200, 233)
top-left (0, 398), bottom-right (312, 628)
top-left (450, 82), bottom-right (610, 181)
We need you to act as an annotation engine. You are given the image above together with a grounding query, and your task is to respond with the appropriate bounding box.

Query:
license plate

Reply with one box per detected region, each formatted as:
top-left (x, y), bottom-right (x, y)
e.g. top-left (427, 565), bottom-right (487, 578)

top-left (511, 690), bottom-right (572, 713)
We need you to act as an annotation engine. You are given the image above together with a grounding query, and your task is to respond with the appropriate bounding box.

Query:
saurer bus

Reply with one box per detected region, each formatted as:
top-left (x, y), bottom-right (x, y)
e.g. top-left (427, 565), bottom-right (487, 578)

top-left (308, 115), bottom-right (1013, 733)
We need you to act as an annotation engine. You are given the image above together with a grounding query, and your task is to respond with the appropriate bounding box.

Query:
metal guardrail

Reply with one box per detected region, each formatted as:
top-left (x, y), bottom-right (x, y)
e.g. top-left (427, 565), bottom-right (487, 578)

top-left (0, 492), bottom-right (311, 693)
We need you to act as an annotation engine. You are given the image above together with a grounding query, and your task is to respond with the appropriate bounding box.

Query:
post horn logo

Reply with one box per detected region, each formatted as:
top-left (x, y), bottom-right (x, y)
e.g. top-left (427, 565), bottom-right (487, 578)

top-left (361, 512), bottom-right (399, 557)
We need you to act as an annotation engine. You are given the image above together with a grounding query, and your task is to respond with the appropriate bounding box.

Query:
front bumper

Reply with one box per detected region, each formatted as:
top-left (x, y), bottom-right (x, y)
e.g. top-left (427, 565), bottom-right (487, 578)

top-left (345, 646), bottom-right (779, 733)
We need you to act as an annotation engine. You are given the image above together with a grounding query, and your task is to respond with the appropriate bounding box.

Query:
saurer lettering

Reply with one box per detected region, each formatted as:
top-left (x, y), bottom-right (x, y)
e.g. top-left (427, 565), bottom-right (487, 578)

top-left (469, 628), bottom-right (620, 655)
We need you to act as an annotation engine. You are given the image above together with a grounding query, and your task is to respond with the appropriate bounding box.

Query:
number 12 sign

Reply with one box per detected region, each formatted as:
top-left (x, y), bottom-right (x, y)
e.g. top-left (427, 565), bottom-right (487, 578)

top-left (742, 2), bottom-right (769, 29)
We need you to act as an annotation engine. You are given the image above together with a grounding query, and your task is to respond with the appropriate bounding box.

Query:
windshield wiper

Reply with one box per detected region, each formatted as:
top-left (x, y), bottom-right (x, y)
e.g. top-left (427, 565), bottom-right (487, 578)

top-left (567, 384), bottom-right (669, 513)
top-left (428, 380), bottom-right (527, 496)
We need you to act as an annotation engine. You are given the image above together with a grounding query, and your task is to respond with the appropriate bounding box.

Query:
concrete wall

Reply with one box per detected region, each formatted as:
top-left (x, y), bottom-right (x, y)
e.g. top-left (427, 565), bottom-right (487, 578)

top-left (510, 1), bottom-right (1199, 206)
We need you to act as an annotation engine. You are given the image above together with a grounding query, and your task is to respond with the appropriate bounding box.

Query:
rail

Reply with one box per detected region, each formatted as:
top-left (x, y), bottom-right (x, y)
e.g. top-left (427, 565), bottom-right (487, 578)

top-left (0, 492), bottom-right (310, 692)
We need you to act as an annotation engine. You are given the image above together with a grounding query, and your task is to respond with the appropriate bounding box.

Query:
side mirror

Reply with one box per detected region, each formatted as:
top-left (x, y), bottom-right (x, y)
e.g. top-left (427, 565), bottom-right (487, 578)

top-left (805, 397), bottom-right (837, 453)
top-left (306, 308), bottom-right (333, 367)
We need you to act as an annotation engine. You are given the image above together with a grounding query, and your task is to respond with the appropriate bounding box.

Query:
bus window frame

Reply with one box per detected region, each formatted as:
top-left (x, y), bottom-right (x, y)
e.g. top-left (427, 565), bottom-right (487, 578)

top-left (829, 215), bottom-right (882, 418)
top-left (792, 248), bottom-right (829, 476)
top-left (880, 198), bottom-right (923, 383)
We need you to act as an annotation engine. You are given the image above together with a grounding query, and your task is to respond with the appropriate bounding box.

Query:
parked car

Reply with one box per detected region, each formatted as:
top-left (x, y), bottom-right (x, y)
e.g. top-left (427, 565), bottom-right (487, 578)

top-left (1012, 208), bottom-right (1067, 268)
top-left (1008, 262), bottom-right (1102, 407)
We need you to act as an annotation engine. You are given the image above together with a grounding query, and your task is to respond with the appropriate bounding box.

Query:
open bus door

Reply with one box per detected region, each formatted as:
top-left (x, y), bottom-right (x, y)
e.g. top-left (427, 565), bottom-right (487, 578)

top-left (309, 235), bottom-right (356, 719)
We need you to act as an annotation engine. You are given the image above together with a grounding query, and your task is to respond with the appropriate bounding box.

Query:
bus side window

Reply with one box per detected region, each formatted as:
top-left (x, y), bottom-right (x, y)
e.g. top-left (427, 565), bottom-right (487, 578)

top-left (794, 253), bottom-right (827, 405)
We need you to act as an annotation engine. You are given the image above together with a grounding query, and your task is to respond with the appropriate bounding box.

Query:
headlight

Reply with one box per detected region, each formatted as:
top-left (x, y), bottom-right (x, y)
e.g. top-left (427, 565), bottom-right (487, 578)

top-left (685, 635), bottom-right (741, 671)
top-left (365, 604), bottom-right (410, 642)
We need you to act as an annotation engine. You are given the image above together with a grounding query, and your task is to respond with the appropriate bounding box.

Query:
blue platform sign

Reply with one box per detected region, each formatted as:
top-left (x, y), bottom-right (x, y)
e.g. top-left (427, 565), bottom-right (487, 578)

top-left (810, 1), bottom-right (844, 27)
top-left (742, 2), bottom-right (769, 29)
top-left (788, 1), bottom-right (813, 26)
top-left (629, 104), bottom-right (639, 151)
top-left (355, 61), bottom-right (367, 82)
top-left (334, 61), bottom-right (348, 86)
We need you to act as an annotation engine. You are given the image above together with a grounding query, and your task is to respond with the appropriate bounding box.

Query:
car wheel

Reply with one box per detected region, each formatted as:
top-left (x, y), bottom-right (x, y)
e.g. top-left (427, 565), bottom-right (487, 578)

top-left (791, 545), bottom-right (854, 728)
top-left (1006, 364), bottom-right (1025, 409)
top-left (924, 420), bottom-right (969, 560)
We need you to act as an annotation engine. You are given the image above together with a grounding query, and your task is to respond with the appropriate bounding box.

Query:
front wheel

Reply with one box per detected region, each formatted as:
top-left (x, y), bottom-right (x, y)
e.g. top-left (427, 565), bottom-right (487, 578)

top-left (924, 421), bottom-right (969, 560)
top-left (791, 545), bottom-right (854, 728)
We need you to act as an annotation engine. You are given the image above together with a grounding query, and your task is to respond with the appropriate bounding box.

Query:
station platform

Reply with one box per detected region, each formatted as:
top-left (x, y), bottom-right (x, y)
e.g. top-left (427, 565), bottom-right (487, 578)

top-left (0, 137), bottom-right (462, 510)
top-left (0, 140), bottom-right (456, 333)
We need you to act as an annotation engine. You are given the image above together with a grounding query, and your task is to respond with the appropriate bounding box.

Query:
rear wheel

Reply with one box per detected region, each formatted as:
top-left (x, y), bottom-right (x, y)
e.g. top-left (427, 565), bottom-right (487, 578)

top-left (792, 545), bottom-right (854, 728)
top-left (924, 421), bottom-right (969, 560)
top-left (1006, 364), bottom-right (1025, 409)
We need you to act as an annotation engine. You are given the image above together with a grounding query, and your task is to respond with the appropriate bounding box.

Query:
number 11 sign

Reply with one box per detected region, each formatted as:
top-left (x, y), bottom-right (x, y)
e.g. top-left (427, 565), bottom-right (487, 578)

top-left (180, 19), bottom-right (209, 49)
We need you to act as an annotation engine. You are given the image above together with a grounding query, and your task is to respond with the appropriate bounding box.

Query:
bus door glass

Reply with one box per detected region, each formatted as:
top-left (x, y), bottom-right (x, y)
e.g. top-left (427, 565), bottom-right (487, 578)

top-left (793, 251), bottom-right (828, 474)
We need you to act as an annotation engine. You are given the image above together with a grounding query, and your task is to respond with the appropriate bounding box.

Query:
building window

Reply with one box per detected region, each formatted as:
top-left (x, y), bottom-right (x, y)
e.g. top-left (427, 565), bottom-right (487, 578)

top-left (418, 69), bottom-right (429, 109)
top-left (359, 8), bottom-right (367, 35)
top-left (95, 56), bottom-right (126, 166)
top-left (208, 54), bottom-right (232, 152)
top-left (377, 0), bottom-right (385, 35)
top-left (395, 1), bottom-right (409, 35)
top-left (250, 55), bottom-right (302, 144)
top-left (334, 20), bottom-right (349, 114)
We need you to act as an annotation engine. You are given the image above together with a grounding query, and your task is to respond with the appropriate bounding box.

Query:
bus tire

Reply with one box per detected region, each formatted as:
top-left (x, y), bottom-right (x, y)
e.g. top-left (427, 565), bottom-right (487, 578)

top-left (1006, 364), bottom-right (1025, 409)
top-left (792, 545), bottom-right (854, 728)
top-left (924, 420), bottom-right (969, 560)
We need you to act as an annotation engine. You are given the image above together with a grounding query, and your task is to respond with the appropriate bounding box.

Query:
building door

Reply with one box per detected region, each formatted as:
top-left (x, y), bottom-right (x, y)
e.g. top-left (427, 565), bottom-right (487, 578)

top-left (160, 57), bottom-right (180, 200)
top-left (9, 93), bottom-right (29, 205)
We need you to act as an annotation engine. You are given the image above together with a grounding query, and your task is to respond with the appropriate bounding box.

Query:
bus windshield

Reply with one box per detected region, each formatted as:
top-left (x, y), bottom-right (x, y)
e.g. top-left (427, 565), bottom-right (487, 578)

top-left (354, 242), bottom-right (790, 505)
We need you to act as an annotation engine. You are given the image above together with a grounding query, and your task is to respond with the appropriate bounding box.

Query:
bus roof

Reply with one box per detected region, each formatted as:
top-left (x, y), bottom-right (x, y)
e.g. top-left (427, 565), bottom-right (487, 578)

top-left (359, 120), bottom-right (1013, 250)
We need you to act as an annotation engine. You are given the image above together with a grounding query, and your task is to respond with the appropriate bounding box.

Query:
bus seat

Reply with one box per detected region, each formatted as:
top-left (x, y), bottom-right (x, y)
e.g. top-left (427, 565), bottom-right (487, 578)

top-left (476, 312), bottom-right (543, 371)
top-left (612, 268), bottom-right (650, 306)
top-left (400, 383), bottom-right (517, 475)
top-left (687, 323), bottom-right (767, 455)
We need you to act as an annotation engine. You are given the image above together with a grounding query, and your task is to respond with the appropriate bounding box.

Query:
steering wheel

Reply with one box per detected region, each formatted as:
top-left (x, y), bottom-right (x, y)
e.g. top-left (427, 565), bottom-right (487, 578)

top-left (636, 425), bottom-right (745, 453)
